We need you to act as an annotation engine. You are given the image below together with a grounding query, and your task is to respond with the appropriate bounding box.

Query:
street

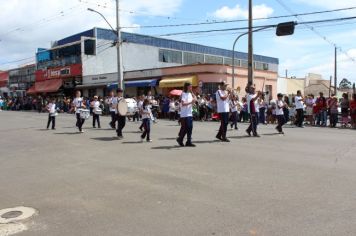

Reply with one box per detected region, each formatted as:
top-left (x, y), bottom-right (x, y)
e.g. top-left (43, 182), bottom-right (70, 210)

top-left (0, 111), bottom-right (356, 236)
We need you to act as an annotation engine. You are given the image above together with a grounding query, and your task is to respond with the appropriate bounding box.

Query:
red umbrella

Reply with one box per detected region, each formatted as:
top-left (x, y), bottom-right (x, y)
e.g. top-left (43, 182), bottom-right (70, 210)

top-left (169, 89), bottom-right (182, 96)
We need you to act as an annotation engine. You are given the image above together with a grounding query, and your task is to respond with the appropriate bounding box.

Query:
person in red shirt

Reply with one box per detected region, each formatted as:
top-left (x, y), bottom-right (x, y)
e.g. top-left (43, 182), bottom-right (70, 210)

top-left (315, 92), bottom-right (327, 127)
top-left (350, 93), bottom-right (356, 129)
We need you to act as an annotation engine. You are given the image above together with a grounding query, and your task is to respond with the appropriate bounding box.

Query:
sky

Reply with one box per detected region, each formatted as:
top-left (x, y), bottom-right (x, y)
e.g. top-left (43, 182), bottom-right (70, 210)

top-left (0, 0), bottom-right (355, 84)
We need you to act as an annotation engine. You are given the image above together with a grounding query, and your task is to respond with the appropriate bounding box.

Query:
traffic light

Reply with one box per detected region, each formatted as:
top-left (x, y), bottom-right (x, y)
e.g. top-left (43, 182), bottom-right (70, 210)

top-left (276, 22), bottom-right (295, 36)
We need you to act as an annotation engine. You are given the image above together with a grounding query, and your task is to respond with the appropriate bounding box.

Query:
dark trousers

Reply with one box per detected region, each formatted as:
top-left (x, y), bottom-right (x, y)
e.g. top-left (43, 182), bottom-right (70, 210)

top-left (259, 107), bottom-right (266, 124)
top-left (110, 111), bottom-right (116, 128)
top-left (330, 113), bottom-right (338, 127)
top-left (47, 114), bottom-right (55, 129)
top-left (217, 112), bottom-right (229, 139)
top-left (246, 113), bottom-right (258, 135)
top-left (141, 118), bottom-right (151, 140)
top-left (178, 116), bottom-right (193, 143)
top-left (283, 108), bottom-right (289, 123)
top-left (116, 115), bottom-right (126, 137)
top-left (276, 115), bottom-right (286, 132)
top-left (76, 113), bottom-right (85, 131)
top-left (92, 114), bottom-right (100, 128)
top-left (230, 111), bottom-right (238, 129)
top-left (169, 111), bottom-right (176, 121)
top-left (296, 109), bottom-right (304, 127)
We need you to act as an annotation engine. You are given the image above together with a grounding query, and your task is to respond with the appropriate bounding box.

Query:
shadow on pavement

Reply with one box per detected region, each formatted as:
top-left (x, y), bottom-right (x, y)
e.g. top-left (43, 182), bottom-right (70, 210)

top-left (228, 135), bottom-right (253, 139)
top-left (158, 137), bottom-right (178, 141)
top-left (91, 137), bottom-right (118, 141)
top-left (262, 133), bottom-right (284, 136)
top-left (54, 132), bottom-right (81, 135)
top-left (122, 141), bottom-right (144, 144)
top-left (193, 140), bottom-right (221, 144)
top-left (151, 145), bottom-right (182, 150)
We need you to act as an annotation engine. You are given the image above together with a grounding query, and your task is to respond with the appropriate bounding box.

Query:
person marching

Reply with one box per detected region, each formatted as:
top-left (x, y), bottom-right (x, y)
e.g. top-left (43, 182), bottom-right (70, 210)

top-left (275, 93), bottom-right (286, 134)
top-left (140, 99), bottom-right (153, 142)
top-left (46, 97), bottom-right (57, 130)
top-left (230, 94), bottom-right (239, 130)
top-left (107, 90), bottom-right (117, 129)
top-left (91, 95), bottom-right (101, 128)
top-left (294, 90), bottom-right (305, 128)
top-left (72, 90), bottom-right (86, 133)
top-left (215, 81), bottom-right (231, 142)
top-left (176, 82), bottom-right (196, 147)
top-left (115, 89), bottom-right (126, 139)
top-left (246, 83), bottom-right (262, 137)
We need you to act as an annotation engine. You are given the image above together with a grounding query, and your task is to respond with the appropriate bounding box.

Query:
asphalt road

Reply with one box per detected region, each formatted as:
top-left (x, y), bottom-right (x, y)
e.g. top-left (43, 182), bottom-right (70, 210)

top-left (0, 111), bottom-right (355, 236)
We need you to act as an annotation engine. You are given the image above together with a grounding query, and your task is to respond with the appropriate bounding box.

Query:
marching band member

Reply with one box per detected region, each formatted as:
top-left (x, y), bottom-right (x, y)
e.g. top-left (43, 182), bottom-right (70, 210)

top-left (137, 95), bottom-right (144, 131)
top-left (46, 97), bottom-right (57, 130)
top-left (115, 89), bottom-right (126, 139)
top-left (275, 93), bottom-right (286, 134)
top-left (230, 94), bottom-right (239, 130)
top-left (72, 90), bottom-right (86, 133)
top-left (176, 82), bottom-right (196, 147)
top-left (91, 95), bottom-right (101, 128)
top-left (140, 99), bottom-right (153, 142)
top-left (215, 81), bottom-right (231, 142)
top-left (107, 90), bottom-right (117, 129)
top-left (246, 83), bottom-right (262, 137)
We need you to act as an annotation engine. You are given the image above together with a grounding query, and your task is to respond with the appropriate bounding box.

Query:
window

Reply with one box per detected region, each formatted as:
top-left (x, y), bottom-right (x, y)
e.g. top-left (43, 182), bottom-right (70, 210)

top-left (224, 58), bottom-right (240, 66)
top-left (241, 60), bottom-right (248, 68)
top-left (84, 39), bottom-right (96, 55)
top-left (263, 63), bottom-right (269, 71)
top-left (202, 83), bottom-right (220, 95)
top-left (254, 62), bottom-right (269, 71)
top-left (159, 49), bottom-right (182, 64)
top-left (205, 55), bottom-right (223, 64)
top-left (183, 52), bottom-right (204, 64)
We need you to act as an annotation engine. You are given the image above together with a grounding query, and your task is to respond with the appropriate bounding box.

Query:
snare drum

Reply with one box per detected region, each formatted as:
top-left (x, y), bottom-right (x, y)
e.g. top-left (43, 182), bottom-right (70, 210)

top-left (94, 108), bottom-right (102, 115)
top-left (79, 109), bottom-right (90, 120)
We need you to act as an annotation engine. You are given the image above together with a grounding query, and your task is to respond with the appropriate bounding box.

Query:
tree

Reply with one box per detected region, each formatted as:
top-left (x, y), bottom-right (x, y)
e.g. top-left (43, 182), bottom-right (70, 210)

top-left (339, 78), bottom-right (352, 89)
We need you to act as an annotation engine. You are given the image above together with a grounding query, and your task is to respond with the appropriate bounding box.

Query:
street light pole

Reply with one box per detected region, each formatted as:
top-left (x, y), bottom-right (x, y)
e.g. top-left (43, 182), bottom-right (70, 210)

top-left (248, 0), bottom-right (254, 85)
top-left (116, 0), bottom-right (124, 90)
top-left (334, 46), bottom-right (337, 95)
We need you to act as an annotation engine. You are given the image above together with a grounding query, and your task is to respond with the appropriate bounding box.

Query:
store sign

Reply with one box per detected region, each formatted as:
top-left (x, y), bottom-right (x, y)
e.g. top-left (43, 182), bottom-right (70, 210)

top-left (35, 64), bottom-right (82, 82)
top-left (83, 72), bottom-right (117, 85)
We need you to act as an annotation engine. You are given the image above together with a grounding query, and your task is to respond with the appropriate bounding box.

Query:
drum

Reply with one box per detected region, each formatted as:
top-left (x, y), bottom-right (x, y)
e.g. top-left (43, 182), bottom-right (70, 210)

top-left (79, 109), bottom-right (90, 120)
top-left (94, 108), bottom-right (102, 115)
top-left (117, 99), bottom-right (128, 116)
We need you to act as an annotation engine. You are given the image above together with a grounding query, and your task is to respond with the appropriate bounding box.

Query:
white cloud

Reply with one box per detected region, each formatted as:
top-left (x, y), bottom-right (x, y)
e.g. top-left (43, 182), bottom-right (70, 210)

top-left (213, 4), bottom-right (274, 20)
top-left (294, 0), bottom-right (354, 9)
top-left (0, 0), bottom-right (182, 70)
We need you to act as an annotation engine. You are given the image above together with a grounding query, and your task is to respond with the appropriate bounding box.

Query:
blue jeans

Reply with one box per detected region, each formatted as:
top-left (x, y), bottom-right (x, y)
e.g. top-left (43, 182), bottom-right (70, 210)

top-left (217, 112), bottom-right (229, 139)
top-left (259, 107), bottom-right (266, 124)
top-left (317, 110), bottom-right (327, 126)
top-left (178, 116), bottom-right (193, 143)
top-left (141, 118), bottom-right (151, 140)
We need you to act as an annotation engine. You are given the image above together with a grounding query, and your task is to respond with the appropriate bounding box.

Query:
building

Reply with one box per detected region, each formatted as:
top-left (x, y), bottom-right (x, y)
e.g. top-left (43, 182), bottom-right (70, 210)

top-left (0, 71), bottom-right (9, 97)
top-left (31, 28), bottom-right (279, 98)
top-left (7, 64), bottom-right (36, 97)
top-left (277, 76), bottom-right (305, 96)
top-left (304, 73), bottom-right (333, 97)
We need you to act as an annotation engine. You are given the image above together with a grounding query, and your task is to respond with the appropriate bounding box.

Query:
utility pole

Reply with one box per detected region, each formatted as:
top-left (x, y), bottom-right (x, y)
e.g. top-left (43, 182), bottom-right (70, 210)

top-left (285, 69), bottom-right (288, 79)
top-left (248, 0), bottom-right (254, 85)
top-left (329, 76), bottom-right (332, 97)
top-left (116, 0), bottom-right (124, 90)
top-left (334, 46), bottom-right (337, 95)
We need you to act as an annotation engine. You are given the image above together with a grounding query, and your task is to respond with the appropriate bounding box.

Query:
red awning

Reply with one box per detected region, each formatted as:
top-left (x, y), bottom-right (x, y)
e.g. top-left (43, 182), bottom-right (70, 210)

top-left (28, 79), bottom-right (63, 94)
top-left (27, 85), bottom-right (37, 94)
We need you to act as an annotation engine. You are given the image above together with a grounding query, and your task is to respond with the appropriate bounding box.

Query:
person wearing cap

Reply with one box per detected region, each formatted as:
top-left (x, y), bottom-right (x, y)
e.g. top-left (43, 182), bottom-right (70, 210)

top-left (246, 83), bottom-right (262, 137)
top-left (115, 88), bottom-right (126, 139)
top-left (91, 95), bottom-right (101, 128)
top-left (215, 81), bottom-right (231, 142)
top-left (275, 93), bottom-right (286, 134)
top-left (106, 90), bottom-right (117, 129)
top-left (176, 82), bottom-right (196, 147)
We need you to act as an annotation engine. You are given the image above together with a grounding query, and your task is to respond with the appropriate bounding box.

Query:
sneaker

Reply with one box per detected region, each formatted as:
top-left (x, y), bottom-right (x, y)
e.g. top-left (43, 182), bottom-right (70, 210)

top-left (147, 139), bottom-right (152, 142)
top-left (234, 127), bottom-right (238, 130)
top-left (117, 135), bottom-right (123, 140)
top-left (185, 142), bottom-right (196, 147)
top-left (246, 130), bottom-right (251, 136)
top-left (52, 128), bottom-right (56, 130)
top-left (140, 137), bottom-right (144, 143)
top-left (176, 138), bottom-right (184, 147)
top-left (216, 135), bottom-right (223, 141)
top-left (93, 126), bottom-right (96, 128)
top-left (221, 138), bottom-right (230, 142)
top-left (98, 126), bottom-right (101, 129)
top-left (279, 131), bottom-right (285, 134)
top-left (253, 133), bottom-right (260, 137)
top-left (79, 130), bottom-right (84, 133)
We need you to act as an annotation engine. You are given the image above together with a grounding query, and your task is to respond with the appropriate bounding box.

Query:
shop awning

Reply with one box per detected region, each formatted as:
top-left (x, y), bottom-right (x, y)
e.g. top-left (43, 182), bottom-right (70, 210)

top-left (159, 76), bottom-right (198, 88)
top-left (29, 79), bottom-right (63, 93)
top-left (27, 85), bottom-right (37, 94)
top-left (107, 79), bottom-right (158, 90)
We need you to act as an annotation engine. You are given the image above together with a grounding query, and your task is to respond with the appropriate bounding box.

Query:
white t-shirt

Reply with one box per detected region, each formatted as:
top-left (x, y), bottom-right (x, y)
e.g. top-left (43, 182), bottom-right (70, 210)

top-left (47, 103), bottom-right (56, 114)
top-left (169, 101), bottom-right (176, 112)
top-left (216, 90), bottom-right (230, 113)
top-left (92, 101), bottom-right (100, 112)
top-left (142, 106), bottom-right (152, 119)
top-left (108, 96), bottom-right (116, 112)
top-left (72, 97), bottom-right (84, 114)
top-left (230, 100), bottom-right (238, 112)
top-left (180, 92), bottom-right (193, 118)
top-left (112, 96), bottom-right (123, 114)
top-left (276, 100), bottom-right (284, 115)
top-left (295, 96), bottom-right (304, 109)
top-left (247, 94), bottom-right (257, 113)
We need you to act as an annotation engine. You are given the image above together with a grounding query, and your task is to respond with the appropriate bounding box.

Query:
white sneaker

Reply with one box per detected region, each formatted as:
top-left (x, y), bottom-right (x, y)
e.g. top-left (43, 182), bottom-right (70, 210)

top-left (147, 139), bottom-right (152, 142)
top-left (79, 130), bottom-right (85, 133)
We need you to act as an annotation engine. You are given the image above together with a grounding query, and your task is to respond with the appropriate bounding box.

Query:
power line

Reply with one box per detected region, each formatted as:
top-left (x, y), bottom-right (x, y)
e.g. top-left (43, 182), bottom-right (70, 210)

top-left (121, 6), bottom-right (356, 29)
top-left (157, 16), bottom-right (356, 36)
